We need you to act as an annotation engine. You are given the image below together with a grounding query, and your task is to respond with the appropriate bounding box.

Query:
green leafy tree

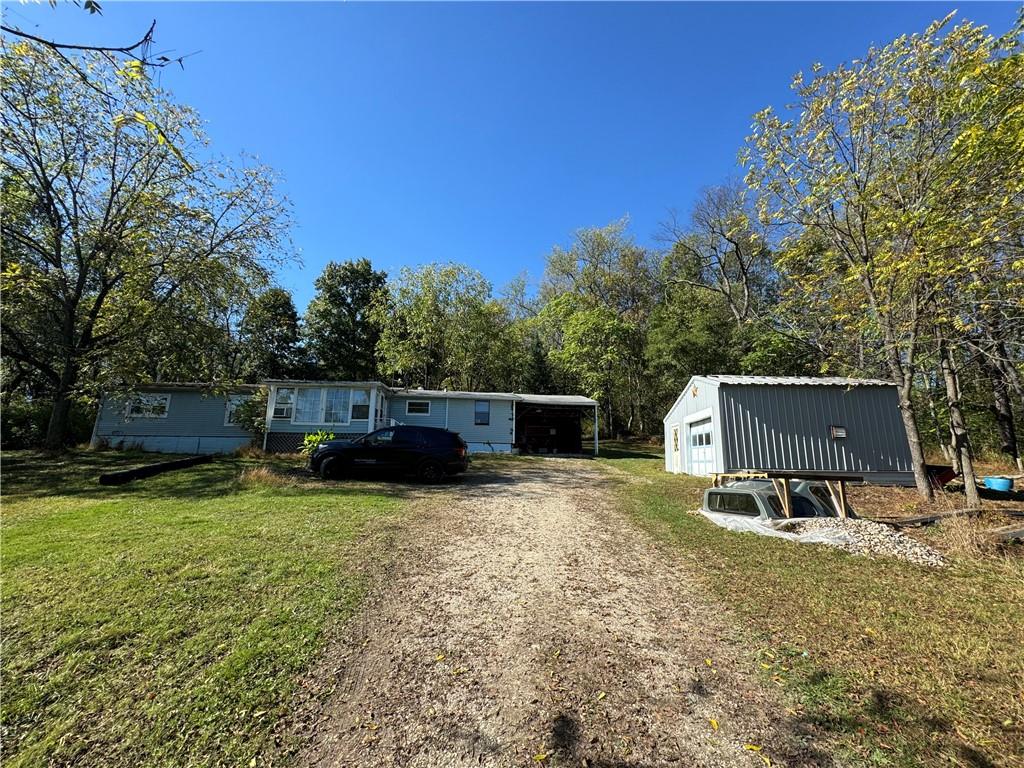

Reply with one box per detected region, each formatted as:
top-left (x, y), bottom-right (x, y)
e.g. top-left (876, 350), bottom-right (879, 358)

top-left (370, 264), bottom-right (519, 391)
top-left (540, 294), bottom-right (636, 434)
top-left (1, 41), bottom-right (292, 448)
top-left (645, 283), bottom-right (741, 416)
top-left (304, 259), bottom-right (387, 381)
top-left (239, 288), bottom-right (306, 381)
top-left (541, 220), bottom-right (659, 434)
top-left (741, 13), bottom-right (1022, 497)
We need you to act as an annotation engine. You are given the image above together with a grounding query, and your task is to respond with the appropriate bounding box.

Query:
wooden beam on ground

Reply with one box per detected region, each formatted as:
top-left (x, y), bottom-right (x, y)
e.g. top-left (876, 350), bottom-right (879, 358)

top-left (988, 524), bottom-right (1024, 543)
top-left (98, 455), bottom-right (213, 486)
top-left (869, 508), bottom-right (983, 528)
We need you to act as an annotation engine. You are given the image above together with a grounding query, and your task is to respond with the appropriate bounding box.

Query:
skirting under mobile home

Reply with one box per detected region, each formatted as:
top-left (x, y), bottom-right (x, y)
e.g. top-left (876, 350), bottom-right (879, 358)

top-left (662, 375), bottom-right (915, 486)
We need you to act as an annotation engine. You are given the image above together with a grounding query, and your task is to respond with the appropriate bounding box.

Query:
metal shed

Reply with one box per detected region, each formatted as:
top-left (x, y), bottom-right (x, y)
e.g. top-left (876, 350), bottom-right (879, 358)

top-left (662, 375), bottom-right (915, 486)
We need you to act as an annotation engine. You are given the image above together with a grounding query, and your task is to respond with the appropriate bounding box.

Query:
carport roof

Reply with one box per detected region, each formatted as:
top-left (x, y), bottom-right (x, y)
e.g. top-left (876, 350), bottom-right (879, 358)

top-left (516, 394), bottom-right (598, 406)
top-left (392, 389), bottom-right (597, 406)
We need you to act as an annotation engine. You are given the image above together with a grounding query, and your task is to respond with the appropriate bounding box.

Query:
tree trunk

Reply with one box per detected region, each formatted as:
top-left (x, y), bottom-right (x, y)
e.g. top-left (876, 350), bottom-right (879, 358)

top-left (982, 356), bottom-right (1020, 469)
top-left (939, 340), bottom-right (980, 508)
top-left (923, 372), bottom-right (954, 462)
top-left (872, 290), bottom-right (932, 499)
top-left (44, 362), bottom-right (77, 451)
top-left (895, 381), bottom-right (933, 499)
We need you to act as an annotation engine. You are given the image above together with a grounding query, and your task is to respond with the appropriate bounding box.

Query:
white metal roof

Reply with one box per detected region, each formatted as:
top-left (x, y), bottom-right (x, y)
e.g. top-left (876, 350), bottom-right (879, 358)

top-left (263, 379), bottom-right (388, 387)
top-left (392, 388), bottom-right (597, 406)
top-left (704, 375), bottom-right (894, 387)
top-left (135, 382), bottom-right (260, 392)
top-left (663, 374), bottom-right (895, 421)
top-left (393, 388), bottom-right (518, 401)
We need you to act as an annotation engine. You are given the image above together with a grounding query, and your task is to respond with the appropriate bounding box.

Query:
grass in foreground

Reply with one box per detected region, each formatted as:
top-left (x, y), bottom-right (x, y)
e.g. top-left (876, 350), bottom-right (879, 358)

top-left (598, 443), bottom-right (1024, 767)
top-left (1, 450), bottom-right (405, 768)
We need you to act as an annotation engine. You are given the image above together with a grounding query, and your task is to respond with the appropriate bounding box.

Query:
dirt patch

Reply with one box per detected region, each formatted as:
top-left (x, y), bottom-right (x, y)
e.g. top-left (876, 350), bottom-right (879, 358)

top-left (846, 483), bottom-right (1024, 560)
top-left (847, 481), bottom-right (1024, 520)
top-left (283, 460), bottom-right (829, 767)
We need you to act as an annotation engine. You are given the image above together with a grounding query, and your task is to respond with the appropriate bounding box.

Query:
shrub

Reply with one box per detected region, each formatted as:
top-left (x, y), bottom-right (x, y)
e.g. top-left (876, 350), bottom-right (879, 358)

top-left (1, 395), bottom-right (95, 449)
top-left (233, 444), bottom-right (266, 459)
top-left (237, 465), bottom-right (295, 489)
top-left (301, 430), bottom-right (335, 456)
top-left (233, 388), bottom-right (269, 436)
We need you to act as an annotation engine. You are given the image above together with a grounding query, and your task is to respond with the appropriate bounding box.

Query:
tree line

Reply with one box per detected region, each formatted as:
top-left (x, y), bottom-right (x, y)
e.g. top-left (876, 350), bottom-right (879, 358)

top-left (3, 12), bottom-right (1022, 503)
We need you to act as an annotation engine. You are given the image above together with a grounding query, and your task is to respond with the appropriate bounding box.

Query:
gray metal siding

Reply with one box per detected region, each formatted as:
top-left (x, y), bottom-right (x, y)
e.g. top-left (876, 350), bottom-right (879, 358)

top-left (93, 390), bottom-right (254, 454)
top-left (718, 384), bottom-right (912, 475)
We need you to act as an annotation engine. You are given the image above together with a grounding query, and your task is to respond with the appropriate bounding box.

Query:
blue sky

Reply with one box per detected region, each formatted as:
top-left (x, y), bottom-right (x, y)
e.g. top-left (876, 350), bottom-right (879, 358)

top-left (7, 1), bottom-right (1019, 310)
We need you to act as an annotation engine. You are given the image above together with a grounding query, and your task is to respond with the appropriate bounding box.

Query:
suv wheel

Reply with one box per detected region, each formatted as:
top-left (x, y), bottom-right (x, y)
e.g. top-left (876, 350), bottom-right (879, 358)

top-left (319, 455), bottom-right (344, 480)
top-left (417, 459), bottom-right (444, 484)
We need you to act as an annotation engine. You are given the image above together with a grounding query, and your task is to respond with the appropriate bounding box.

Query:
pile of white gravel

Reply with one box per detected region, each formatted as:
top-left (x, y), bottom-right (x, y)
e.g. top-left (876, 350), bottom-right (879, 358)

top-left (780, 517), bottom-right (947, 567)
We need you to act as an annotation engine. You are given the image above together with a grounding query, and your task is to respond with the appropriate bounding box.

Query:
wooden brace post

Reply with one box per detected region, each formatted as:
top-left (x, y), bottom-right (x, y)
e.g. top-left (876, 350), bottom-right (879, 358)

top-left (771, 478), bottom-right (792, 518)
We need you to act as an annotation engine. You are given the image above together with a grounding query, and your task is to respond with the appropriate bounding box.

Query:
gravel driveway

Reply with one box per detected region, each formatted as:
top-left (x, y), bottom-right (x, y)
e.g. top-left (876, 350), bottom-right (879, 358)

top-left (292, 459), bottom-right (827, 767)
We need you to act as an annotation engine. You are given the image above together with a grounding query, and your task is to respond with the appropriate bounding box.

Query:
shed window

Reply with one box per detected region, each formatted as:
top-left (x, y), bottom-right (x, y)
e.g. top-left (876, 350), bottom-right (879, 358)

top-left (323, 388), bottom-right (350, 424)
top-left (294, 388), bottom-right (322, 423)
top-left (474, 400), bottom-right (490, 426)
top-left (273, 388), bottom-right (294, 419)
top-left (406, 400), bottom-right (430, 415)
top-left (350, 389), bottom-right (370, 420)
top-left (126, 394), bottom-right (170, 419)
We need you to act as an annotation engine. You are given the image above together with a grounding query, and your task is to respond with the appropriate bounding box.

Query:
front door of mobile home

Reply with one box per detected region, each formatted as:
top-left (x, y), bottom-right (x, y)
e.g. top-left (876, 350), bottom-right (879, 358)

top-left (688, 418), bottom-right (713, 475)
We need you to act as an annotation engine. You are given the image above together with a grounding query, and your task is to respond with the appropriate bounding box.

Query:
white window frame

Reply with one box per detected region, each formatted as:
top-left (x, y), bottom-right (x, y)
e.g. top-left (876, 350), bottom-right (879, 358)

top-left (125, 393), bottom-right (171, 420)
top-left (224, 394), bottom-right (249, 427)
top-left (474, 399), bottom-right (490, 426)
top-left (322, 387), bottom-right (352, 426)
top-left (406, 400), bottom-right (431, 416)
top-left (290, 387), bottom-right (356, 427)
top-left (273, 387), bottom-right (295, 420)
top-left (349, 389), bottom-right (371, 422)
top-left (292, 387), bottom-right (325, 426)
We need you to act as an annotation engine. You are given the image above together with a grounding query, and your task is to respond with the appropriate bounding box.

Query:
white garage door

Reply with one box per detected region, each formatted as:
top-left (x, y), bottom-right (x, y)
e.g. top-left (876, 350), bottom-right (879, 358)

top-left (689, 418), bottom-right (714, 476)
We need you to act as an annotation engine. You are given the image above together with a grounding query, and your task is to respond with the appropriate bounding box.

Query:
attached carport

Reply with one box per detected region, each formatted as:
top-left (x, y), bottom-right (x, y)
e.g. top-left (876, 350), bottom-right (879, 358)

top-left (513, 394), bottom-right (599, 456)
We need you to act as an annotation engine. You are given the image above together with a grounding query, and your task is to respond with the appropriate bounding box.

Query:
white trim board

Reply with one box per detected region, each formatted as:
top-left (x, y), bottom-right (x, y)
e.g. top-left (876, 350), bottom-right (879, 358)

top-left (406, 399), bottom-right (431, 416)
top-left (682, 407), bottom-right (714, 425)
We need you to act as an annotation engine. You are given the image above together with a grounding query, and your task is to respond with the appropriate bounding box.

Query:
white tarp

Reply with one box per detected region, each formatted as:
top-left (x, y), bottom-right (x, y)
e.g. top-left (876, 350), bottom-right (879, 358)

top-left (700, 511), bottom-right (856, 547)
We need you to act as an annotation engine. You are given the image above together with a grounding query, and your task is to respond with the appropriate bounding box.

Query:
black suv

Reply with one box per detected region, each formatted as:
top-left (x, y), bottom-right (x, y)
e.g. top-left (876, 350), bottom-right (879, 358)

top-left (309, 425), bottom-right (469, 483)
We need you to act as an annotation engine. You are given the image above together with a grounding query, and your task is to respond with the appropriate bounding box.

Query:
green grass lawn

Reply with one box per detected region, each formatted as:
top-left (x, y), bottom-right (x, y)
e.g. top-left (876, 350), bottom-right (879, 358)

top-left (598, 443), bottom-right (1024, 767)
top-left (1, 450), bottom-right (405, 768)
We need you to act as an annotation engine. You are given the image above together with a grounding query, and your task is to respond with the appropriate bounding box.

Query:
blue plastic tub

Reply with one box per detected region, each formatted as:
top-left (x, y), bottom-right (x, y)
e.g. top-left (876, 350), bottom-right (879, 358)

top-left (983, 476), bottom-right (1014, 492)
